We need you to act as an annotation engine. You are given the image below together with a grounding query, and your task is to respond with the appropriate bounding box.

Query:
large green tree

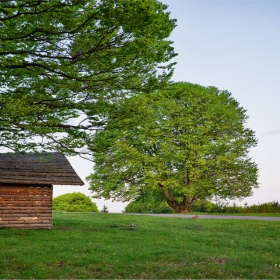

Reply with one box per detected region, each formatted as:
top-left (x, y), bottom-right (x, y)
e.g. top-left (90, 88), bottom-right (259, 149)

top-left (0, 0), bottom-right (176, 158)
top-left (88, 82), bottom-right (258, 212)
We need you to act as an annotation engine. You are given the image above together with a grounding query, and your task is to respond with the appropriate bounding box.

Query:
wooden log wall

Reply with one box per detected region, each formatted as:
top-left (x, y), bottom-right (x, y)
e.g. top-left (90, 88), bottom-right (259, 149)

top-left (0, 184), bottom-right (53, 229)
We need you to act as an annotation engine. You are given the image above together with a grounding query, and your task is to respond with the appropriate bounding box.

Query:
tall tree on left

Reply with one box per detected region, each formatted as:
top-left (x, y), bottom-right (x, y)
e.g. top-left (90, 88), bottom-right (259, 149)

top-left (0, 0), bottom-right (176, 158)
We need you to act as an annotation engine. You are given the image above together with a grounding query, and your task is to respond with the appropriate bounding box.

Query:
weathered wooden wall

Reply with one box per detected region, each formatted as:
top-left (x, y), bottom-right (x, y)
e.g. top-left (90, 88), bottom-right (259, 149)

top-left (0, 184), bottom-right (53, 229)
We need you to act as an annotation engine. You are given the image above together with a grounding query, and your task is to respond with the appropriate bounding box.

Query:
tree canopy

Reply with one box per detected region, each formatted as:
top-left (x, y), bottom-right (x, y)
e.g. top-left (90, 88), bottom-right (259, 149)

top-left (0, 0), bottom-right (176, 158)
top-left (87, 82), bottom-right (259, 212)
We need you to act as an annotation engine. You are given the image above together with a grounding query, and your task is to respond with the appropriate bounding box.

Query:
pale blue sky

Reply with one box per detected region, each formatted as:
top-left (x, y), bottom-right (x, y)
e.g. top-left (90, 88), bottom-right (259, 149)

top-left (161, 0), bottom-right (280, 206)
top-left (54, 0), bottom-right (280, 211)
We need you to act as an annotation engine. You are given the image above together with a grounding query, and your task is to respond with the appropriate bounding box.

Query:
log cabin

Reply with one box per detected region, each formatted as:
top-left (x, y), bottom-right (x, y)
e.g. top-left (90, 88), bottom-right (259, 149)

top-left (0, 153), bottom-right (84, 229)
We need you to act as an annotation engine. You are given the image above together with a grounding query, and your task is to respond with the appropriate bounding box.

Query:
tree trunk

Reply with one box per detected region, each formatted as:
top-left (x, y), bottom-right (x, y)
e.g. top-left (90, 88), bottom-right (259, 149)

top-left (165, 197), bottom-right (192, 213)
top-left (158, 183), bottom-right (193, 213)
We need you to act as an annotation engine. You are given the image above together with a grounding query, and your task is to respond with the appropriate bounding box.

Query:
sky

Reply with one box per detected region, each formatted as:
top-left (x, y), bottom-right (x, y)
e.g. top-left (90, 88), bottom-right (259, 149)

top-left (54, 0), bottom-right (280, 212)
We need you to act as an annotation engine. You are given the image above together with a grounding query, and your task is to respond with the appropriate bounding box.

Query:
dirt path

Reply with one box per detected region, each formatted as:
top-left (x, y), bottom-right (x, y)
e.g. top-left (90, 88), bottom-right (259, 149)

top-left (125, 213), bottom-right (280, 221)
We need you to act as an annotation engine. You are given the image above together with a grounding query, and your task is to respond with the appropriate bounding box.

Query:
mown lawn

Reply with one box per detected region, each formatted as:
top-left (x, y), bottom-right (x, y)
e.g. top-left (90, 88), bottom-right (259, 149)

top-left (0, 212), bottom-right (279, 279)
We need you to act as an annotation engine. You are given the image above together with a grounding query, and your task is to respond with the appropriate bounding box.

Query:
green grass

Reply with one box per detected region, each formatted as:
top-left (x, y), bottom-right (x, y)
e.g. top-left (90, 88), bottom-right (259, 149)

top-left (0, 212), bottom-right (280, 279)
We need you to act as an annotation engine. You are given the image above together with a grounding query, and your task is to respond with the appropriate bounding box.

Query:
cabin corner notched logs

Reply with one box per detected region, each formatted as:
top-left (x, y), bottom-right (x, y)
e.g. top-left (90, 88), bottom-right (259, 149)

top-left (0, 153), bottom-right (84, 229)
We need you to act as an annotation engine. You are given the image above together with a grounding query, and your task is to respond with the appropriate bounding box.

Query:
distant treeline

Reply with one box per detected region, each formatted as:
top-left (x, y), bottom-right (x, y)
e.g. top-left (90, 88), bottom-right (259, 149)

top-left (124, 200), bottom-right (280, 214)
top-left (191, 200), bottom-right (280, 214)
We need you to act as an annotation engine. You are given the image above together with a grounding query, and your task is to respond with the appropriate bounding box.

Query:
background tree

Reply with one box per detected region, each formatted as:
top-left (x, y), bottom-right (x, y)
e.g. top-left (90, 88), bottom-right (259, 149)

top-left (0, 0), bottom-right (176, 158)
top-left (101, 204), bottom-right (109, 213)
top-left (52, 192), bottom-right (99, 212)
top-left (88, 82), bottom-right (259, 212)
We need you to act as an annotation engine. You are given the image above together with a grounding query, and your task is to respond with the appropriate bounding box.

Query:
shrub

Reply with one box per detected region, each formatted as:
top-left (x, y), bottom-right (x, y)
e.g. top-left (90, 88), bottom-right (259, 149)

top-left (125, 200), bottom-right (174, 214)
top-left (191, 200), bottom-right (216, 213)
top-left (101, 204), bottom-right (109, 213)
top-left (53, 192), bottom-right (99, 212)
top-left (207, 200), bottom-right (280, 214)
top-left (126, 198), bottom-right (280, 214)
top-left (246, 201), bottom-right (280, 213)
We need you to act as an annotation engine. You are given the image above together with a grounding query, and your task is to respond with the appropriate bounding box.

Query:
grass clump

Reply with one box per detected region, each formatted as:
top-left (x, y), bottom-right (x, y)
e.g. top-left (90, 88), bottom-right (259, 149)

top-left (0, 212), bottom-right (279, 279)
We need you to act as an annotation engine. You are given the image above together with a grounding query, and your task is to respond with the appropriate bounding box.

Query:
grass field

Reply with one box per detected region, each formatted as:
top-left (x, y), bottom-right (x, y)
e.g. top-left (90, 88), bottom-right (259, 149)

top-left (0, 212), bottom-right (280, 279)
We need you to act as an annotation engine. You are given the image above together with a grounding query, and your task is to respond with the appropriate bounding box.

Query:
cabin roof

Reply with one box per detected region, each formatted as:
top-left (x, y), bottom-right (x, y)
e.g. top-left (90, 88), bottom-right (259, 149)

top-left (0, 153), bottom-right (84, 186)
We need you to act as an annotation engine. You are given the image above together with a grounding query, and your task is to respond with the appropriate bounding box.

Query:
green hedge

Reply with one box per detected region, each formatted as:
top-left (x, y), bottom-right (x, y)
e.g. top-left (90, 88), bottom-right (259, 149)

top-left (212, 201), bottom-right (280, 214)
top-left (125, 199), bottom-right (280, 214)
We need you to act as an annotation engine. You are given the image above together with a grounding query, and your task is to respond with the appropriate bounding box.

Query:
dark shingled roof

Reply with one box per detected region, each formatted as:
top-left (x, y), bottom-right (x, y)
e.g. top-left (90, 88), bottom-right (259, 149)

top-left (0, 153), bottom-right (84, 186)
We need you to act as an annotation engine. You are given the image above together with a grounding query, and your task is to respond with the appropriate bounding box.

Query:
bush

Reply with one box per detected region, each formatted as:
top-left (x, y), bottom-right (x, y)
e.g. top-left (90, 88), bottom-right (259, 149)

top-left (125, 200), bottom-right (174, 214)
top-left (246, 201), bottom-right (280, 213)
top-left (206, 200), bottom-right (280, 214)
top-left (53, 192), bottom-right (99, 212)
top-left (191, 200), bottom-right (216, 213)
top-left (126, 198), bottom-right (280, 214)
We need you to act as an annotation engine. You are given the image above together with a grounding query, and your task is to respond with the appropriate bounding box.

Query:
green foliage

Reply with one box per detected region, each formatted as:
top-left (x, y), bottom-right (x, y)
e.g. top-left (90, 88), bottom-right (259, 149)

top-left (125, 198), bottom-right (280, 214)
top-left (88, 82), bottom-right (258, 212)
top-left (246, 201), bottom-right (280, 213)
top-left (125, 199), bottom-right (174, 213)
top-left (191, 200), bottom-right (216, 213)
top-left (0, 0), bottom-right (176, 155)
top-left (125, 187), bottom-right (174, 213)
top-left (209, 201), bottom-right (280, 214)
top-left (52, 192), bottom-right (98, 212)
